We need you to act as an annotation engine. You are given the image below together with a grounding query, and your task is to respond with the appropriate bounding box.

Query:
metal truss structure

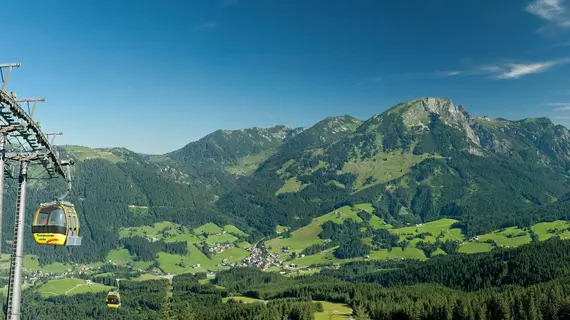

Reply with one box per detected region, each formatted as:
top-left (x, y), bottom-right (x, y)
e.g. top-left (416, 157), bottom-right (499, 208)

top-left (0, 63), bottom-right (74, 320)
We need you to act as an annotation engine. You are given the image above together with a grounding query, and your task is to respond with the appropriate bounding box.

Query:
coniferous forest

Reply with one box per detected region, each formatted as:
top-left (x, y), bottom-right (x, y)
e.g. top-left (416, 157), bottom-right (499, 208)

top-left (4, 98), bottom-right (570, 319)
top-left (3, 237), bottom-right (570, 319)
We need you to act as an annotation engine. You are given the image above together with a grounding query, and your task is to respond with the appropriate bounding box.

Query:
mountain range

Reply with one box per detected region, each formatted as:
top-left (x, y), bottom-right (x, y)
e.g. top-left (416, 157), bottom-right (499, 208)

top-left (4, 97), bottom-right (570, 266)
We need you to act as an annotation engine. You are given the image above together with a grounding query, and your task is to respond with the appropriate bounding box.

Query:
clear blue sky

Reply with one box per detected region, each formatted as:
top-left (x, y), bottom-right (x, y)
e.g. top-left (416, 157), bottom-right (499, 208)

top-left (2, 0), bottom-right (570, 154)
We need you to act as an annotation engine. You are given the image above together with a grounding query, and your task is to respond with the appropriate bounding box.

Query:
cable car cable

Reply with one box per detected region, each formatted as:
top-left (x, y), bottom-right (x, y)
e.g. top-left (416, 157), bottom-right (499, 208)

top-left (56, 162), bottom-right (74, 202)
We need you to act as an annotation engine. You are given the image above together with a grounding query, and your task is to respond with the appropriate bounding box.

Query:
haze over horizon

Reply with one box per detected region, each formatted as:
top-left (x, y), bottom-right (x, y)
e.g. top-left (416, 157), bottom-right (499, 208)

top-left (2, 0), bottom-right (570, 154)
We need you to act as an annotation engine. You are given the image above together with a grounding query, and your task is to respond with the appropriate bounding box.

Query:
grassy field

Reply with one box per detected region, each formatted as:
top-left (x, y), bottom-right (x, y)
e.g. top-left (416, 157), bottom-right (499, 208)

top-left (266, 266), bottom-right (282, 272)
top-left (531, 220), bottom-right (570, 241)
top-left (0, 254), bottom-right (10, 270)
top-left (237, 241), bottom-right (252, 249)
top-left (111, 221), bottom-right (251, 274)
top-left (219, 296), bottom-right (352, 319)
top-left (270, 215), bottom-right (570, 269)
top-left (392, 218), bottom-right (460, 237)
top-left (119, 221), bottom-right (178, 239)
top-left (132, 261), bottom-right (154, 270)
top-left (368, 247), bottom-right (427, 260)
top-left (368, 215), bottom-right (390, 229)
top-left (265, 205), bottom-right (368, 254)
top-left (164, 233), bottom-right (201, 244)
top-left (119, 221), bottom-right (243, 245)
top-left (282, 210), bottom-right (539, 266)
top-left (314, 301), bottom-right (353, 320)
top-left (155, 239), bottom-right (250, 274)
top-left (133, 273), bottom-right (164, 281)
top-left (283, 268), bottom-right (321, 277)
top-left (222, 296), bottom-right (264, 304)
top-left (291, 250), bottom-right (344, 266)
top-left (210, 248), bottom-right (250, 265)
top-left (275, 177), bottom-right (309, 195)
top-left (265, 204), bottom-right (389, 255)
top-left (43, 262), bottom-right (73, 274)
top-left (458, 242), bottom-right (494, 254)
top-left (478, 227), bottom-right (532, 248)
top-left (391, 218), bottom-right (464, 243)
top-left (355, 203), bottom-right (374, 213)
top-left (431, 248), bottom-right (447, 256)
top-left (63, 145), bottom-right (125, 163)
top-left (223, 225), bottom-right (248, 237)
top-left (108, 208), bottom-right (570, 276)
top-left (342, 151), bottom-right (441, 191)
top-left (205, 234), bottom-right (239, 245)
top-left (265, 222), bottom-right (321, 254)
top-left (268, 206), bottom-right (509, 267)
top-left (226, 152), bottom-right (274, 176)
top-left (106, 249), bottom-right (133, 265)
top-left (128, 206), bottom-right (149, 216)
top-left (276, 159), bottom-right (296, 177)
top-left (157, 242), bottom-right (216, 274)
top-left (22, 255), bottom-right (73, 274)
top-left (266, 203), bottom-right (430, 266)
top-left (37, 278), bottom-right (112, 298)
top-left (194, 222), bottom-right (223, 235)
top-left (23, 255), bottom-right (40, 271)
top-left (156, 252), bottom-right (189, 274)
top-left (354, 203), bottom-right (391, 229)
top-left (327, 180), bottom-right (346, 189)
top-left (275, 225), bottom-right (289, 233)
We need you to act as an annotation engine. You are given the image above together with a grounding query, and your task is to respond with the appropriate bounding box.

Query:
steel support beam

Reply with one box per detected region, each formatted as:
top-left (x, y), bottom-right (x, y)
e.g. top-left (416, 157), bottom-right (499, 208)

top-left (15, 98), bottom-right (45, 120)
top-left (0, 64), bottom-right (21, 92)
top-left (46, 132), bottom-right (63, 145)
top-left (4, 152), bottom-right (49, 162)
top-left (6, 161), bottom-right (28, 320)
top-left (0, 125), bottom-right (20, 257)
top-left (0, 134), bottom-right (5, 256)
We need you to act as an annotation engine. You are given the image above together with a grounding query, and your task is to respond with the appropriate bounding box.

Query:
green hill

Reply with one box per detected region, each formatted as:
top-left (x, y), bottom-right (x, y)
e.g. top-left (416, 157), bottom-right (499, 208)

top-left (5, 97), bottom-right (570, 271)
top-left (107, 221), bottom-right (250, 274)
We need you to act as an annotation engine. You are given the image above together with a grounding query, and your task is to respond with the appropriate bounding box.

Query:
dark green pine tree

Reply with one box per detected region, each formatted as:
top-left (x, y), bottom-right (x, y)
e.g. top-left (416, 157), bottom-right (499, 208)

top-left (161, 285), bottom-right (171, 320)
top-left (526, 292), bottom-right (540, 320)
top-left (179, 302), bottom-right (196, 320)
top-left (352, 304), bottom-right (371, 320)
top-left (558, 300), bottom-right (570, 319)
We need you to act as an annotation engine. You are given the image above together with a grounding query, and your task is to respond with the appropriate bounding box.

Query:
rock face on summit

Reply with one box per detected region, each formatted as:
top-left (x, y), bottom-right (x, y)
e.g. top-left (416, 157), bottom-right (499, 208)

top-left (388, 98), bottom-right (464, 125)
top-left (384, 97), bottom-right (481, 147)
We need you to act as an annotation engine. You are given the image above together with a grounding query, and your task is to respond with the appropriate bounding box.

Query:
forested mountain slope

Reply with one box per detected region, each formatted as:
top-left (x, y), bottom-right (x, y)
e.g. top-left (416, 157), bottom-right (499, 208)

top-left (3, 97), bottom-right (570, 266)
top-left (220, 97), bottom-right (570, 237)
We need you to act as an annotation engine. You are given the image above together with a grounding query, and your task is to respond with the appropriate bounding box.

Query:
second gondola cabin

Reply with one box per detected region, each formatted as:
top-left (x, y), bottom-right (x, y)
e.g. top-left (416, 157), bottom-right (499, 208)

top-left (106, 292), bottom-right (121, 309)
top-left (32, 201), bottom-right (82, 246)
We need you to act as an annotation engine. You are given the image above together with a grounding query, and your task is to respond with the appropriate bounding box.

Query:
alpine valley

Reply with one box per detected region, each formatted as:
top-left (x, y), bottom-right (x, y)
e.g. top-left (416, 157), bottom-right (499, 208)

top-left (4, 97), bottom-right (570, 296)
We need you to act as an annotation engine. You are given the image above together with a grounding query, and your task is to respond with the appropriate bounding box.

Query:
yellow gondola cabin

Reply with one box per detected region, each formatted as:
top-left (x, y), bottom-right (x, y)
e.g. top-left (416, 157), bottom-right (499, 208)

top-left (106, 291), bottom-right (121, 308)
top-left (32, 201), bottom-right (82, 246)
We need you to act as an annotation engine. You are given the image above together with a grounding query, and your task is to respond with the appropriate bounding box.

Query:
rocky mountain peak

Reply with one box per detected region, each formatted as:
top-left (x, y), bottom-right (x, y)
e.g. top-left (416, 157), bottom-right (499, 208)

top-left (387, 97), bottom-right (464, 126)
top-left (380, 97), bottom-right (481, 147)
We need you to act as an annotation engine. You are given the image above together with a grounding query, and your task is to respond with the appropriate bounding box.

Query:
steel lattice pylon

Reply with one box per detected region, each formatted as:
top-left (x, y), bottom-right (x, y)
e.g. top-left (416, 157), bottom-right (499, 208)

top-left (0, 63), bottom-right (74, 320)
